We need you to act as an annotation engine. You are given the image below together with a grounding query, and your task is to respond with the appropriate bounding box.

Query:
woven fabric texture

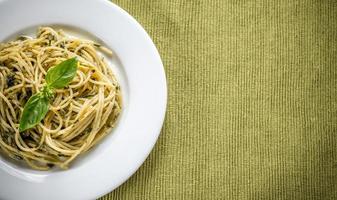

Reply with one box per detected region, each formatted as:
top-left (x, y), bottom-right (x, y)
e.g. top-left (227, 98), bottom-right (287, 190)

top-left (100, 1), bottom-right (337, 199)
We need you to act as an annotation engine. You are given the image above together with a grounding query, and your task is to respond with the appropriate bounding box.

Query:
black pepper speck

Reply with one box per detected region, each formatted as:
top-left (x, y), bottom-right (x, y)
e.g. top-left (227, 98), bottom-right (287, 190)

top-left (47, 163), bottom-right (54, 168)
top-left (23, 89), bottom-right (32, 102)
top-left (6, 75), bottom-right (15, 87)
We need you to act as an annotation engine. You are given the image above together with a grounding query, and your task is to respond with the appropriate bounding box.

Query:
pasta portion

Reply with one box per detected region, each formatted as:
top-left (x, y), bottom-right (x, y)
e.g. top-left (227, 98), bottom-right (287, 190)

top-left (0, 27), bottom-right (122, 170)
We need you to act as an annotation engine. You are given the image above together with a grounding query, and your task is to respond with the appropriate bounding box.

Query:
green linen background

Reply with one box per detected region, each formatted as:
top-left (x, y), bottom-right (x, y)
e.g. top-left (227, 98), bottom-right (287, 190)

top-left (100, 1), bottom-right (337, 199)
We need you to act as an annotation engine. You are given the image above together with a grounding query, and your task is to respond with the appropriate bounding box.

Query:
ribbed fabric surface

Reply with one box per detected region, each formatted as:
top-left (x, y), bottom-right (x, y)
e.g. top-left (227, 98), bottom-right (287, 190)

top-left (100, 1), bottom-right (337, 199)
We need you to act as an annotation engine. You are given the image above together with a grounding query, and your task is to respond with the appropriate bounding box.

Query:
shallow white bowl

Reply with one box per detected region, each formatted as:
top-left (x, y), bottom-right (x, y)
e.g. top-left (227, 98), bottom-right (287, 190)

top-left (0, 0), bottom-right (167, 199)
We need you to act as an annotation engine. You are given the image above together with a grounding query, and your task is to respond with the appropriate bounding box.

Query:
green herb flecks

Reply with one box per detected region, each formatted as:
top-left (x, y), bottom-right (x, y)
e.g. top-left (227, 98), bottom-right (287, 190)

top-left (19, 58), bottom-right (78, 132)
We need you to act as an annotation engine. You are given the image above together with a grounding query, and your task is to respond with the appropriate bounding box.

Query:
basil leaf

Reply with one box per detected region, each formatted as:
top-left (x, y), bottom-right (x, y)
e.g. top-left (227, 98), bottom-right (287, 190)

top-left (46, 57), bottom-right (78, 89)
top-left (18, 58), bottom-right (78, 132)
top-left (19, 93), bottom-right (49, 132)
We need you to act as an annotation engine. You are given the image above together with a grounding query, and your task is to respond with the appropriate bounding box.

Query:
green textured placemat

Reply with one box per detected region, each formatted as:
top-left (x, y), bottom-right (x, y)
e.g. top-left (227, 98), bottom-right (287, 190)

top-left (100, 1), bottom-right (337, 199)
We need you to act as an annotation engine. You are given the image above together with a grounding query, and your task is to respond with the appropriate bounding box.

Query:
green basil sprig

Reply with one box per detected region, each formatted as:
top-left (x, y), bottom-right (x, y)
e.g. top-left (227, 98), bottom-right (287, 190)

top-left (19, 57), bottom-right (78, 132)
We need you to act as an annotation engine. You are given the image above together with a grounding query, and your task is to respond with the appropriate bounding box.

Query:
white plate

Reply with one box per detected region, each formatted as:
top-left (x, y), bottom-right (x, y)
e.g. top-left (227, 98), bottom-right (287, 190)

top-left (0, 0), bottom-right (167, 199)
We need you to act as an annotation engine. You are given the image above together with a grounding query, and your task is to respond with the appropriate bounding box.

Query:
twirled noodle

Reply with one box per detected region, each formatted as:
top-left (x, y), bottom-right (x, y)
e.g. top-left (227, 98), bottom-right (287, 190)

top-left (0, 27), bottom-right (122, 170)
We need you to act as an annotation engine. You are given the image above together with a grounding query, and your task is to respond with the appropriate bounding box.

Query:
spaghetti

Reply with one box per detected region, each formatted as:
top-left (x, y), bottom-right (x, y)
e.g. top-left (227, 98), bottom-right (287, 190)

top-left (0, 27), bottom-right (122, 170)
